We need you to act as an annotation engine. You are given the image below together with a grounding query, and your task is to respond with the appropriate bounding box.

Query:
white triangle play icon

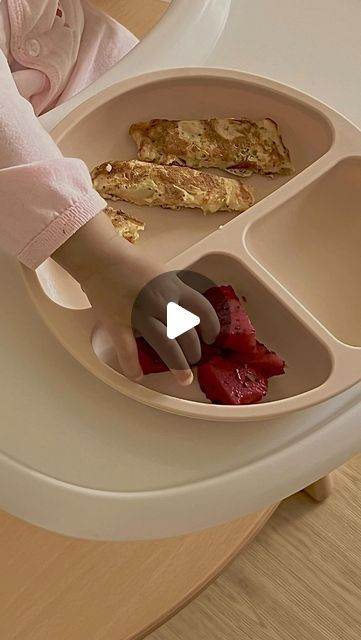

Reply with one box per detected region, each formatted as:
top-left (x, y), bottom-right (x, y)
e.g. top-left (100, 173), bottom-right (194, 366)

top-left (167, 302), bottom-right (200, 340)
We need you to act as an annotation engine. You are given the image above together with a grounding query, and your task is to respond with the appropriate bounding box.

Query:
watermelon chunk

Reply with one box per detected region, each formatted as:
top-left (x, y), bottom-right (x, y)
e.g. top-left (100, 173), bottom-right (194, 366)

top-left (229, 341), bottom-right (285, 378)
top-left (198, 356), bottom-right (268, 405)
top-left (198, 342), bottom-right (222, 365)
top-left (136, 337), bottom-right (168, 375)
top-left (137, 337), bottom-right (221, 373)
top-left (204, 285), bottom-right (256, 353)
top-left (136, 284), bottom-right (286, 405)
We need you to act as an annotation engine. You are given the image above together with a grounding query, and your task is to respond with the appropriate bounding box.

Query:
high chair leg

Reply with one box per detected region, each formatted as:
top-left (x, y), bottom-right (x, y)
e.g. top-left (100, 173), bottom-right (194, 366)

top-left (304, 474), bottom-right (333, 502)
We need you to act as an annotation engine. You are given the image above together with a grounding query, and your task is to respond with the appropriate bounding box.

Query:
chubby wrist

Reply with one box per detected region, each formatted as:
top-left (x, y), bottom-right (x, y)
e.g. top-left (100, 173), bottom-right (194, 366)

top-left (52, 210), bottom-right (133, 284)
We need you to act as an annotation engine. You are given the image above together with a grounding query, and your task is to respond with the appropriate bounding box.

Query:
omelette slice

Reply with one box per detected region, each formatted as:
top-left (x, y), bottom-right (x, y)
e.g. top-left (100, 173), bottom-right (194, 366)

top-left (91, 160), bottom-right (255, 214)
top-left (129, 118), bottom-right (294, 177)
top-left (105, 206), bottom-right (145, 243)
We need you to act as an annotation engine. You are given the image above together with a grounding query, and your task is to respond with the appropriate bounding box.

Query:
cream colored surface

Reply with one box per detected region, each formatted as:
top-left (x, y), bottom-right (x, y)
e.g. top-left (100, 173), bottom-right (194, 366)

top-left (150, 457), bottom-right (361, 640)
top-left (90, 0), bottom-right (168, 38)
top-left (246, 158), bottom-right (361, 347)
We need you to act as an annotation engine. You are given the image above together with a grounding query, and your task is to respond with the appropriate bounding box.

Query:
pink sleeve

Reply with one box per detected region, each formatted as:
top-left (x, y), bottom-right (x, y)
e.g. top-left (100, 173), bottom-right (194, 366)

top-left (0, 51), bottom-right (107, 270)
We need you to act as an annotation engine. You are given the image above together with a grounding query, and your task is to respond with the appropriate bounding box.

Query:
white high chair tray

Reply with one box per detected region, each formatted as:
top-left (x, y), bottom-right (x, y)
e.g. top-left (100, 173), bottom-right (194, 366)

top-left (0, 0), bottom-right (361, 541)
top-left (1, 248), bottom-right (361, 541)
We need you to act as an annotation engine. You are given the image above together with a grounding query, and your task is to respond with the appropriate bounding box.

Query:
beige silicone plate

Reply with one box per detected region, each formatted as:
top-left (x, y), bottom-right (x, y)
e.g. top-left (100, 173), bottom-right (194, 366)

top-left (22, 68), bottom-right (361, 422)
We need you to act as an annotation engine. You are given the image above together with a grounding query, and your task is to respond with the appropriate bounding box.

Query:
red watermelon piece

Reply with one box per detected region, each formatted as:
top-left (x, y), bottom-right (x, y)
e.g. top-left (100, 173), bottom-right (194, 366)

top-left (136, 285), bottom-right (286, 406)
top-left (229, 341), bottom-right (285, 378)
top-left (136, 337), bottom-right (168, 375)
top-left (204, 285), bottom-right (256, 353)
top-left (198, 356), bottom-right (268, 405)
top-left (199, 342), bottom-right (222, 365)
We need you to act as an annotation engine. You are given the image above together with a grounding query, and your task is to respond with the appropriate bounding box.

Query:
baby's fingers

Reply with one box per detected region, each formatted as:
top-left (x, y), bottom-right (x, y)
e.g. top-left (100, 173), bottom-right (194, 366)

top-left (105, 322), bottom-right (143, 381)
top-left (138, 317), bottom-right (194, 386)
top-left (180, 287), bottom-right (220, 344)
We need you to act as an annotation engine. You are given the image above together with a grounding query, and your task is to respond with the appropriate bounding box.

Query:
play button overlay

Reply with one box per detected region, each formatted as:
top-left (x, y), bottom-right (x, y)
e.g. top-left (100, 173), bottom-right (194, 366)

top-left (166, 302), bottom-right (200, 340)
top-left (131, 270), bottom-right (217, 370)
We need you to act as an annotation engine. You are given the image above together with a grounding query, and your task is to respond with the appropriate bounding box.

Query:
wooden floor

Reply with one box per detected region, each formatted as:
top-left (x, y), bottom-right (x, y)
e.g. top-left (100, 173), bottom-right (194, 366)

top-left (149, 455), bottom-right (361, 640)
top-left (90, 0), bottom-right (168, 39)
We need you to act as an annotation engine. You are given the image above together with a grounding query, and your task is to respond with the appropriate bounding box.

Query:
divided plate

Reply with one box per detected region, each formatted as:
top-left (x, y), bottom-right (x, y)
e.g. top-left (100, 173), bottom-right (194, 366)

top-left (22, 68), bottom-right (361, 421)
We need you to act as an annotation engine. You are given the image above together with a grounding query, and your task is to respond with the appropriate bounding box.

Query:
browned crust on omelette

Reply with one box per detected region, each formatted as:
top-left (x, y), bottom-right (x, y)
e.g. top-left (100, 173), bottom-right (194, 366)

top-left (129, 118), bottom-right (294, 176)
top-left (104, 206), bottom-right (145, 243)
top-left (92, 160), bottom-right (255, 214)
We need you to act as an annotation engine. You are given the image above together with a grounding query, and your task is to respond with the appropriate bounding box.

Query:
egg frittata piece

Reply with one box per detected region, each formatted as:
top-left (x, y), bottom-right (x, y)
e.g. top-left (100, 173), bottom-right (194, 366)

top-left (129, 118), bottom-right (294, 177)
top-left (92, 160), bottom-right (255, 214)
top-left (105, 206), bottom-right (144, 243)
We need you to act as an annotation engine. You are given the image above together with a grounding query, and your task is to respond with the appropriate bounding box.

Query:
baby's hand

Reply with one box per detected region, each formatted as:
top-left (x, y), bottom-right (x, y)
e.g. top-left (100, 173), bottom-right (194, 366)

top-left (53, 212), bottom-right (220, 385)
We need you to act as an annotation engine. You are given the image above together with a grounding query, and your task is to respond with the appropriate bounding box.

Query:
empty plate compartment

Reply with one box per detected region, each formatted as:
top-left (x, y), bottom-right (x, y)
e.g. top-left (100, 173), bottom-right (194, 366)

top-left (93, 252), bottom-right (332, 403)
top-left (245, 157), bottom-right (361, 347)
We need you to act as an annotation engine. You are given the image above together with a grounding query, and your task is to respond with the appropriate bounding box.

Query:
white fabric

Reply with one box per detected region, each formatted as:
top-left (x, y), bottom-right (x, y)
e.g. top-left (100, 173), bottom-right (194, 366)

top-left (1, 1), bottom-right (138, 114)
top-left (0, 2), bottom-right (47, 102)
top-left (0, 0), bottom-right (10, 58)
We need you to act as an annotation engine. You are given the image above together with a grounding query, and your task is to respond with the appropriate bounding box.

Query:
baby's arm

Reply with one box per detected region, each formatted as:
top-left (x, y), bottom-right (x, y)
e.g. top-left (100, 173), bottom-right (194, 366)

top-left (0, 50), bottom-right (106, 268)
top-left (0, 51), bottom-right (219, 383)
